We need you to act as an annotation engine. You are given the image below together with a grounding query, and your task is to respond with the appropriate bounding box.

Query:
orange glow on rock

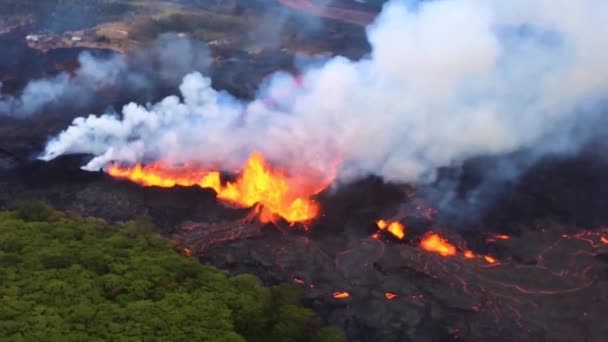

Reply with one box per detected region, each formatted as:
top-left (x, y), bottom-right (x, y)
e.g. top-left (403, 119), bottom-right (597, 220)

top-left (107, 151), bottom-right (331, 224)
top-left (333, 291), bottom-right (350, 299)
top-left (420, 232), bottom-right (456, 256)
top-left (385, 292), bottom-right (398, 300)
top-left (375, 219), bottom-right (406, 239)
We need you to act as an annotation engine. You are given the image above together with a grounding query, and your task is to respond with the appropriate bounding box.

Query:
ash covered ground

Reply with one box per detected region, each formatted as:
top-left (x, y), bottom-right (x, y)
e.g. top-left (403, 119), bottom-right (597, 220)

top-left (2, 1), bottom-right (608, 341)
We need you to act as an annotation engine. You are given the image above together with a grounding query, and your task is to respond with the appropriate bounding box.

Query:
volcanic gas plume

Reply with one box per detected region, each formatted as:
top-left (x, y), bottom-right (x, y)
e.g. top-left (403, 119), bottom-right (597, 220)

top-left (0, 33), bottom-right (210, 117)
top-left (40, 0), bottom-right (608, 218)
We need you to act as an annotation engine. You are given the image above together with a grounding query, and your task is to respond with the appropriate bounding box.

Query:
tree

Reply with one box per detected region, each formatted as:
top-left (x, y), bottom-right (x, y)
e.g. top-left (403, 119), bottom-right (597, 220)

top-left (15, 200), bottom-right (54, 222)
top-left (0, 207), bottom-right (342, 340)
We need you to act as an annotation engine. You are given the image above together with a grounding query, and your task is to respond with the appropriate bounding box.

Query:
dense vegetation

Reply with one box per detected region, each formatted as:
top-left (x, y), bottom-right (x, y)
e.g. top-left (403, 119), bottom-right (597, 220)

top-left (0, 201), bottom-right (344, 341)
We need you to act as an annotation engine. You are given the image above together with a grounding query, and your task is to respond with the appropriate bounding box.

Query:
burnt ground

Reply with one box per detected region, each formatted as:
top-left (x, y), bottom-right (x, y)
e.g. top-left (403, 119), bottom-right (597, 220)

top-left (2, 11), bottom-right (608, 342)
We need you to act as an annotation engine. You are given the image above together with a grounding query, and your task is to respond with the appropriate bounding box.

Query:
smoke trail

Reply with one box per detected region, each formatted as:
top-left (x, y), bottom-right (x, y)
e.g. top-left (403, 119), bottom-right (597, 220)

top-left (40, 0), bottom-right (608, 189)
top-left (0, 34), bottom-right (210, 117)
top-left (0, 52), bottom-right (132, 116)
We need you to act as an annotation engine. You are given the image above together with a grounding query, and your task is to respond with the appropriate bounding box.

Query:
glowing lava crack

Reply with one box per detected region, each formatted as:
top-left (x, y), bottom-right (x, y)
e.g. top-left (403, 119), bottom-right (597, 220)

top-left (107, 151), bottom-right (331, 224)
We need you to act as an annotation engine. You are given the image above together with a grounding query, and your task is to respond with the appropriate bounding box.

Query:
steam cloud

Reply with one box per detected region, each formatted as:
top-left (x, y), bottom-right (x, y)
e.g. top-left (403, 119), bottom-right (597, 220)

top-left (0, 34), bottom-right (210, 117)
top-left (40, 0), bottom-right (608, 188)
top-left (0, 52), bottom-right (133, 116)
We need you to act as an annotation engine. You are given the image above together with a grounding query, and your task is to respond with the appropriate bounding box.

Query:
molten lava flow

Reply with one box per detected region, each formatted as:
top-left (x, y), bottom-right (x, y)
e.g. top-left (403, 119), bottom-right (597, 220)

top-left (387, 222), bottom-right (406, 239)
top-left (484, 255), bottom-right (497, 264)
top-left (107, 163), bottom-right (213, 188)
top-left (333, 291), bottom-right (350, 299)
top-left (375, 219), bottom-right (406, 239)
top-left (376, 219), bottom-right (388, 229)
top-left (107, 151), bottom-right (331, 224)
top-left (420, 232), bottom-right (457, 256)
top-left (464, 250), bottom-right (475, 259)
top-left (385, 292), bottom-right (398, 300)
top-left (487, 233), bottom-right (511, 243)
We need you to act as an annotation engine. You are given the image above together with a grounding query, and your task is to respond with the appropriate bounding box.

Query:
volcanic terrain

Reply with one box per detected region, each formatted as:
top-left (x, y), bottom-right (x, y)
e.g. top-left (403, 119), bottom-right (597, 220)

top-left (2, 1), bottom-right (608, 341)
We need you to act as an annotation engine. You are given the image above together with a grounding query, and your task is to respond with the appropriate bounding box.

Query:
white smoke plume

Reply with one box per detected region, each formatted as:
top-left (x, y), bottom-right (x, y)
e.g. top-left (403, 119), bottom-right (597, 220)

top-left (40, 0), bottom-right (608, 187)
top-left (0, 34), bottom-right (210, 117)
top-left (0, 52), bottom-right (131, 116)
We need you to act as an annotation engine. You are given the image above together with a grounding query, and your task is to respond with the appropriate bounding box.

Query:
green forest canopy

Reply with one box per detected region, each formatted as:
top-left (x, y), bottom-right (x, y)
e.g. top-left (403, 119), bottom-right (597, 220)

top-left (0, 201), bottom-right (344, 341)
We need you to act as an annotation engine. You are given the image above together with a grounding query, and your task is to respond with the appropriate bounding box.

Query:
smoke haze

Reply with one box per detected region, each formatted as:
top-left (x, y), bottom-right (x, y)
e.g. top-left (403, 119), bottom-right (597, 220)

top-left (0, 33), bottom-right (210, 117)
top-left (40, 0), bottom-right (608, 193)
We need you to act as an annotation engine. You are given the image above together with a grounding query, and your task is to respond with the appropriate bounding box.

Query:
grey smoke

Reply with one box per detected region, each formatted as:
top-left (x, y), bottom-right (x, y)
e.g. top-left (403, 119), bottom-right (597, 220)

top-left (0, 33), bottom-right (210, 117)
top-left (0, 52), bottom-right (133, 116)
top-left (248, 0), bottom-right (343, 51)
top-left (40, 0), bottom-right (608, 191)
top-left (132, 33), bottom-right (212, 85)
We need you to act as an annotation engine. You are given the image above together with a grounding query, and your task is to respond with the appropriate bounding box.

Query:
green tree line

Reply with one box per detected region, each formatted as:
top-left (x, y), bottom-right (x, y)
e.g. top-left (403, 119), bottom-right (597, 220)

top-left (0, 201), bottom-right (344, 341)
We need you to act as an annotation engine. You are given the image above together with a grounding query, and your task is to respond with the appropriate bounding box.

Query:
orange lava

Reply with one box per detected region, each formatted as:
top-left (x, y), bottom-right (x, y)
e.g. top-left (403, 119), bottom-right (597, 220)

top-left (385, 292), bottom-right (398, 300)
top-left (601, 236), bottom-right (608, 245)
top-left (484, 255), bottom-right (497, 264)
top-left (333, 291), bottom-right (350, 299)
top-left (420, 232), bottom-right (457, 256)
top-left (464, 250), bottom-right (475, 259)
top-left (376, 219), bottom-right (388, 229)
top-left (495, 234), bottom-right (510, 240)
top-left (375, 219), bottom-right (406, 239)
top-left (107, 151), bottom-right (330, 224)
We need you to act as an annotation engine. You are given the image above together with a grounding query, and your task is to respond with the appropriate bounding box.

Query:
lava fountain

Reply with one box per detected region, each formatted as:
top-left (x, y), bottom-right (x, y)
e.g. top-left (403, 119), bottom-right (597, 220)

top-left (106, 151), bottom-right (333, 224)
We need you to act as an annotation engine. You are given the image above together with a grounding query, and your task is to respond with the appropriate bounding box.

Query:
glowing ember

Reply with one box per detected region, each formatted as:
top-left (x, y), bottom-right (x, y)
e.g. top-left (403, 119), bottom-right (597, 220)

top-left (495, 234), bottom-right (510, 240)
top-left (333, 291), bottom-right (350, 299)
top-left (107, 151), bottom-right (331, 224)
top-left (601, 236), bottom-right (608, 245)
top-left (420, 232), bottom-right (457, 256)
top-left (375, 219), bottom-right (406, 239)
top-left (464, 250), bottom-right (475, 259)
top-left (385, 292), bottom-right (398, 300)
top-left (484, 256), bottom-right (497, 264)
